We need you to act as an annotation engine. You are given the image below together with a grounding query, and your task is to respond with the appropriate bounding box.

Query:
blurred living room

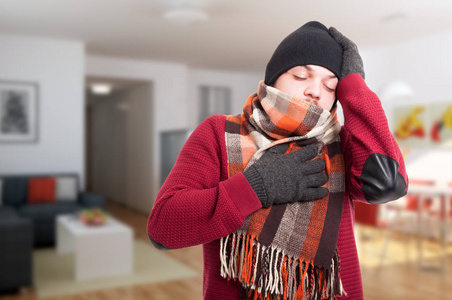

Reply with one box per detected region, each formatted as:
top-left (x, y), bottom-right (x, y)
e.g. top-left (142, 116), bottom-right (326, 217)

top-left (1, 0), bottom-right (452, 299)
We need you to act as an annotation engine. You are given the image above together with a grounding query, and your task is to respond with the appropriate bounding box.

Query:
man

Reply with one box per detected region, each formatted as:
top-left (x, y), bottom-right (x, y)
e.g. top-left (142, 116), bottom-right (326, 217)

top-left (147, 21), bottom-right (408, 299)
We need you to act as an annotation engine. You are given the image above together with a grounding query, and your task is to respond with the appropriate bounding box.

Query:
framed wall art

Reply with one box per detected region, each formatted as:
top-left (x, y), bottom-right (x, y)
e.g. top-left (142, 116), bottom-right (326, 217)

top-left (394, 104), bottom-right (428, 148)
top-left (0, 81), bottom-right (39, 143)
top-left (394, 101), bottom-right (452, 148)
top-left (428, 102), bottom-right (452, 147)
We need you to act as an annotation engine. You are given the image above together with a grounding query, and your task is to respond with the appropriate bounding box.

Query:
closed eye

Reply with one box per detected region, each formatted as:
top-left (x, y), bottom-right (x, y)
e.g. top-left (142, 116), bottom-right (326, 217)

top-left (324, 85), bottom-right (335, 92)
top-left (293, 75), bottom-right (307, 80)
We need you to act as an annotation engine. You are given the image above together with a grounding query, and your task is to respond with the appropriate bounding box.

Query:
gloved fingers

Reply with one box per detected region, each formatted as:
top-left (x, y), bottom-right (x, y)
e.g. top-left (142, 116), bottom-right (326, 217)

top-left (300, 187), bottom-right (329, 202)
top-left (305, 172), bottom-right (328, 188)
top-left (328, 27), bottom-right (345, 45)
top-left (301, 158), bottom-right (326, 175)
top-left (288, 144), bottom-right (318, 162)
top-left (328, 27), bottom-right (340, 37)
top-left (329, 27), bottom-right (362, 64)
top-left (329, 26), bottom-right (365, 80)
top-left (267, 143), bottom-right (290, 155)
top-left (329, 27), bottom-right (356, 51)
top-left (328, 27), bottom-right (354, 49)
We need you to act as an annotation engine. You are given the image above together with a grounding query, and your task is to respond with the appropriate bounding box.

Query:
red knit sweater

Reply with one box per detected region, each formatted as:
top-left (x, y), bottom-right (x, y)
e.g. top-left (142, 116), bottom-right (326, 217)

top-left (147, 74), bottom-right (408, 299)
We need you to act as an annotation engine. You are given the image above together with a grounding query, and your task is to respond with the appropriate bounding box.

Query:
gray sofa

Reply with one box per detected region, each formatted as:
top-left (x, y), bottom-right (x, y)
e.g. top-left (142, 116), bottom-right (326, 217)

top-left (0, 173), bottom-right (105, 247)
top-left (0, 173), bottom-right (105, 292)
top-left (0, 207), bottom-right (33, 293)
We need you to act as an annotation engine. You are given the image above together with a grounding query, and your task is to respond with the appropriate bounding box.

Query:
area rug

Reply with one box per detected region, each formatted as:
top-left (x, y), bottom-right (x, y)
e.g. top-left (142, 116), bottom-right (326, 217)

top-left (33, 239), bottom-right (198, 299)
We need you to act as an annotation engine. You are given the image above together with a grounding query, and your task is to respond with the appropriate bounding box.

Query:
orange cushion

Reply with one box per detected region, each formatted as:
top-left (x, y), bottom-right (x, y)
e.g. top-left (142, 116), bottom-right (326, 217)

top-left (27, 177), bottom-right (56, 204)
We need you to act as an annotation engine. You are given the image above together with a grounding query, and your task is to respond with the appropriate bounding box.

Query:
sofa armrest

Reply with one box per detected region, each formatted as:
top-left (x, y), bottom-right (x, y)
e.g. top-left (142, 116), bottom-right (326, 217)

top-left (0, 218), bottom-right (33, 239)
top-left (0, 218), bottom-right (33, 290)
top-left (79, 192), bottom-right (106, 210)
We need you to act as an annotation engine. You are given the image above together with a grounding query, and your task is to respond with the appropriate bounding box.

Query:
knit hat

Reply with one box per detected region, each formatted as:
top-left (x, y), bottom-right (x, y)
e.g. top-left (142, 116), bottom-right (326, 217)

top-left (264, 21), bottom-right (343, 86)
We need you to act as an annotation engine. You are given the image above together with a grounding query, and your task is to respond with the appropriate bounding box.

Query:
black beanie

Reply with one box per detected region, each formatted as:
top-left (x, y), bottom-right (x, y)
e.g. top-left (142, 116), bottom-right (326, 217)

top-left (264, 21), bottom-right (343, 86)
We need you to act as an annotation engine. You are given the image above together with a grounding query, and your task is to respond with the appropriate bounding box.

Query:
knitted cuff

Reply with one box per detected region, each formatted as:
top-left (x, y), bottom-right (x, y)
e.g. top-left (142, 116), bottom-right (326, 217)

top-left (243, 166), bottom-right (269, 207)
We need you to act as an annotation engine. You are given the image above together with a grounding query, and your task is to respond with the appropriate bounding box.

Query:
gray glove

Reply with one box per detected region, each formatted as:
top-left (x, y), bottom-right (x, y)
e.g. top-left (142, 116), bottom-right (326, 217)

top-left (329, 27), bottom-right (365, 80)
top-left (243, 144), bottom-right (329, 208)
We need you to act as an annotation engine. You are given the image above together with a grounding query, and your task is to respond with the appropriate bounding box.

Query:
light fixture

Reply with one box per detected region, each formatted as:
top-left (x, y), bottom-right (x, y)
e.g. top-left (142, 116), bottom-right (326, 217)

top-left (163, 8), bottom-right (208, 25)
top-left (91, 84), bottom-right (112, 95)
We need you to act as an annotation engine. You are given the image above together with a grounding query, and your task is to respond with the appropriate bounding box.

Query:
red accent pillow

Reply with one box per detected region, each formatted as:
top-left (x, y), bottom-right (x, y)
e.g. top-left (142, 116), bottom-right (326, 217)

top-left (27, 177), bottom-right (56, 204)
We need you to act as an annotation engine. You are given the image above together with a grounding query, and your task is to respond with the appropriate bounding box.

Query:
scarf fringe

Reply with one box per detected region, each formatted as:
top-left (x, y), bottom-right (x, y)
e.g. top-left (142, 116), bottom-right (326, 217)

top-left (220, 233), bottom-right (346, 300)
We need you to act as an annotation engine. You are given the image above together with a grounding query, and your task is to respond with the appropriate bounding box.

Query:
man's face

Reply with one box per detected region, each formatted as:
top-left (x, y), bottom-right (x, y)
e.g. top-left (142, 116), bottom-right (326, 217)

top-left (273, 65), bottom-right (338, 111)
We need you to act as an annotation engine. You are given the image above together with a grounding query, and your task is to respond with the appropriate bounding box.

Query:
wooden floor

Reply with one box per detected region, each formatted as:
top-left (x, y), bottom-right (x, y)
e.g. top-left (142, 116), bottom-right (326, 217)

top-left (357, 226), bottom-right (452, 299)
top-left (1, 200), bottom-right (451, 300)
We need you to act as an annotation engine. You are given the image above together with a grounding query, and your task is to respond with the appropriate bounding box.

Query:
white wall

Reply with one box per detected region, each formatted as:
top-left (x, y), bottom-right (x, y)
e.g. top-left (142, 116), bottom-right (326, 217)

top-left (0, 35), bottom-right (85, 186)
top-left (364, 29), bottom-right (452, 103)
top-left (362, 29), bottom-right (452, 129)
top-left (188, 68), bottom-right (263, 127)
top-left (125, 83), bottom-right (153, 213)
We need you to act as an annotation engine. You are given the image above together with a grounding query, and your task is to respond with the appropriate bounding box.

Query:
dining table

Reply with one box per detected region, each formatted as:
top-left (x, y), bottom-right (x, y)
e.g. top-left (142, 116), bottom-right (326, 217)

top-left (406, 180), bottom-right (452, 274)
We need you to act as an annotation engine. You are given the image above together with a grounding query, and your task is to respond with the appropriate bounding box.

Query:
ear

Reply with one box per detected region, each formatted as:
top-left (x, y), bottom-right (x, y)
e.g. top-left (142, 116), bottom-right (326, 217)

top-left (330, 99), bottom-right (338, 112)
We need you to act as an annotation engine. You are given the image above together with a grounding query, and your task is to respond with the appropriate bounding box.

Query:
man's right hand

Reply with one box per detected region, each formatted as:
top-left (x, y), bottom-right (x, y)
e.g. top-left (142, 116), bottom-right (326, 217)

top-left (243, 143), bottom-right (329, 208)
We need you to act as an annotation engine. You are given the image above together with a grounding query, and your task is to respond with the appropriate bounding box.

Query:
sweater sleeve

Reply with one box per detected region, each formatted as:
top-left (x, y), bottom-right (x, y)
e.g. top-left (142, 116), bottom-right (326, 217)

top-left (147, 115), bottom-right (262, 250)
top-left (338, 74), bottom-right (409, 204)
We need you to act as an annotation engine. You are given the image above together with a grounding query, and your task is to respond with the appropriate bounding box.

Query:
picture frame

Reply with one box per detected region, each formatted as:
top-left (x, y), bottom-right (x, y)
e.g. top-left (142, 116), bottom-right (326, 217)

top-left (393, 104), bottom-right (428, 148)
top-left (0, 81), bottom-right (39, 143)
top-left (394, 102), bottom-right (452, 148)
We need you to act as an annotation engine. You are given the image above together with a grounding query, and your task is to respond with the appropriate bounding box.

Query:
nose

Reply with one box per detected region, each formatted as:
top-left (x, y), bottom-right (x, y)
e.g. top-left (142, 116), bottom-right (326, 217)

top-left (304, 80), bottom-right (321, 100)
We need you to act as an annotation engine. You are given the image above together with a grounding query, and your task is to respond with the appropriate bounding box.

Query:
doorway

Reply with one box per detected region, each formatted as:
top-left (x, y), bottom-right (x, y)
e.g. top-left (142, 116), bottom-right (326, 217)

top-left (85, 77), bottom-right (153, 208)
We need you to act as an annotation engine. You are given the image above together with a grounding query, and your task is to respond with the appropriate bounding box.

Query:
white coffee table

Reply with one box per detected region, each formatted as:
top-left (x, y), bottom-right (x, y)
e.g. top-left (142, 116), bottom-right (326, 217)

top-left (56, 214), bottom-right (134, 281)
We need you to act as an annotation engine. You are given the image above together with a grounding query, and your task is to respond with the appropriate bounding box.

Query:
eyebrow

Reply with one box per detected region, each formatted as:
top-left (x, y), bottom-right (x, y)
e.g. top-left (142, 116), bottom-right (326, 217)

top-left (301, 65), bottom-right (337, 79)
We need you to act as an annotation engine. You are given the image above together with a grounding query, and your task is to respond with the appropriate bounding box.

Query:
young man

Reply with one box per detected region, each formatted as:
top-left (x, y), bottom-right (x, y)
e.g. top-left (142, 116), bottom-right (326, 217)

top-left (147, 21), bottom-right (408, 300)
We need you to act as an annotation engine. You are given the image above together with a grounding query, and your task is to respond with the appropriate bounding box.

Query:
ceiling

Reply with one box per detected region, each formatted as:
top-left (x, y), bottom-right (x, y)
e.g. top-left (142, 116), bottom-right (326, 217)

top-left (2, 0), bottom-right (452, 73)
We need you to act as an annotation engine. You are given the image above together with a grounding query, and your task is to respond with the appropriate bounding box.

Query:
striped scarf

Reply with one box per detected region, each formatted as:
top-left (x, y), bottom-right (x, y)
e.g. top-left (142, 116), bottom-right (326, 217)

top-left (220, 81), bottom-right (346, 300)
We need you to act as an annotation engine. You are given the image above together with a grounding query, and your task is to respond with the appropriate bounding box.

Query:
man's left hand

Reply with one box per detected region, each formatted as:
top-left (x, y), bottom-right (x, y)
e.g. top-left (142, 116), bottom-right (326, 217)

top-left (329, 27), bottom-right (365, 80)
